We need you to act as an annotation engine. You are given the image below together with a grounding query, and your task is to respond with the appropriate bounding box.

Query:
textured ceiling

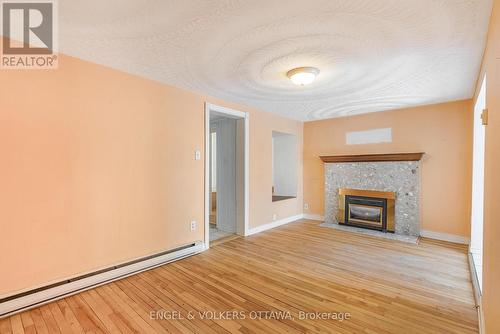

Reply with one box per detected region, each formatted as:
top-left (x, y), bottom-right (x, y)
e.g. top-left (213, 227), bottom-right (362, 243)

top-left (59, 0), bottom-right (493, 121)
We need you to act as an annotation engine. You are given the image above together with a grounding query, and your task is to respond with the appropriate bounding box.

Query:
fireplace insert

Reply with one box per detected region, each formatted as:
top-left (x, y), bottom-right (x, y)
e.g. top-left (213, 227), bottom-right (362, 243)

top-left (342, 195), bottom-right (388, 231)
top-left (337, 188), bottom-right (395, 233)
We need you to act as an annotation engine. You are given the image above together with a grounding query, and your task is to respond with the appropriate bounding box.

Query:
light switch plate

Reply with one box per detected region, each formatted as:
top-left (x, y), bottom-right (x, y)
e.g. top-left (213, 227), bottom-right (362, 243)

top-left (195, 150), bottom-right (201, 160)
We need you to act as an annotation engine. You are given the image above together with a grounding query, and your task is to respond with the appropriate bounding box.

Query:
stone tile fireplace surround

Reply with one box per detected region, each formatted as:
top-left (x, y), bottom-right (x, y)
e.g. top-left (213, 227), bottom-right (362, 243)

top-left (321, 153), bottom-right (424, 237)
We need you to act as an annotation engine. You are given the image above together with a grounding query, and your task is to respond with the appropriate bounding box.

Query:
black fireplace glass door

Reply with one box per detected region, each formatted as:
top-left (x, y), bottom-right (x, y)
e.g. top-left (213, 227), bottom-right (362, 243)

top-left (349, 205), bottom-right (382, 223)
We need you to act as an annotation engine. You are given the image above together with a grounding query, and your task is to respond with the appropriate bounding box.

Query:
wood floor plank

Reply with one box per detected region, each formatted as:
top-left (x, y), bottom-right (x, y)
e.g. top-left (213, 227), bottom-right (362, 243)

top-left (128, 272), bottom-right (222, 333)
top-left (79, 290), bottom-right (122, 333)
top-left (152, 265), bottom-right (301, 334)
top-left (97, 285), bottom-right (156, 334)
top-left (39, 304), bottom-right (62, 334)
top-left (115, 278), bottom-right (193, 333)
top-left (106, 284), bottom-right (168, 334)
top-left (0, 317), bottom-right (13, 334)
top-left (48, 302), bottom-right (78, 334)
top-left (65, 294), bottom-right (108, 333)
top-left (28, 308), bottom-right (49, 334)
top-left (55, 299), bottom-right (86, 334)
top-left (0, 220), bottom-right (478, 333)
top-left (19, 312), bottom-right (36, 334)
top-left (8, 315), bottom-right (24, 334)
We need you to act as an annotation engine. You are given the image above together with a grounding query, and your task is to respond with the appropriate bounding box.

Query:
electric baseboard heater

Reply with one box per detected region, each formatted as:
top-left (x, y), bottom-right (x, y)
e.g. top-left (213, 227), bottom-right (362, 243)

top-left (0, 241), bottom-right (205, 318)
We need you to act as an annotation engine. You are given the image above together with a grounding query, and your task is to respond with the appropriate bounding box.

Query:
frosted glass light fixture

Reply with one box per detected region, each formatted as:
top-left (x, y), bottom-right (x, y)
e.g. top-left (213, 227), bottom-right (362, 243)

top-left (287, 67), bottom-right (320, 86)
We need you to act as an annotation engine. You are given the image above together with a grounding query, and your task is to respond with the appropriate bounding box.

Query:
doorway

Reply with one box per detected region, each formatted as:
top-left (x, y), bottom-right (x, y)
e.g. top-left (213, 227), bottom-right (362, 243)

top-left (205, 103), bottom-right (248, 248)
top-left (470, 75), bottom-right (486, 291)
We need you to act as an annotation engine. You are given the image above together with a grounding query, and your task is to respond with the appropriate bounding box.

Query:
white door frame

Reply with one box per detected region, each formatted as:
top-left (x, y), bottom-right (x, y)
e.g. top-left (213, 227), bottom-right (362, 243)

top-left (470, 75), bottom-right (486, 290)
top-left (204, 103), bottom-right (249, 249)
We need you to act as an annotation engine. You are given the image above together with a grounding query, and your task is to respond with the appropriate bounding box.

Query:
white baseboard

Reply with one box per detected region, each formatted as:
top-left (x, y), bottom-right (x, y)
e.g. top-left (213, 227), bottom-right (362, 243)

top-left (468, 253), bottom-right (485, 334)
top-left (420, 230), bottom-right (470, 245)
top-left (478, 301), bottom-right (485, 334)
top-left (303, 214), bottom-right (325, 221)
top-left (469, 253), bottom-right (482, 303)
top-left (0, 242), bottom-right (205, 318)
top-left (246, 214), bottom-right (304, 236)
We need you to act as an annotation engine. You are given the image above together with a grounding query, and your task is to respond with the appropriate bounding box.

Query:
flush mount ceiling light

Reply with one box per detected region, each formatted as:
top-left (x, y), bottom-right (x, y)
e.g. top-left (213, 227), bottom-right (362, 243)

top-left (287, 67), bottom-right (320, 86)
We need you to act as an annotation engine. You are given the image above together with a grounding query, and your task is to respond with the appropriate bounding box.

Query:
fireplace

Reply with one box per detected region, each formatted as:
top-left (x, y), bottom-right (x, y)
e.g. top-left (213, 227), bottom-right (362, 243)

top-left (338, 189), bottom-right (395, 232)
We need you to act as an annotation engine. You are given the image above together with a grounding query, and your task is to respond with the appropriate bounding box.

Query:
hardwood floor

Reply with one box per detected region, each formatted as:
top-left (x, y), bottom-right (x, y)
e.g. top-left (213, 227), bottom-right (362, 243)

top-left (0, 220), bottom-right (478, 333)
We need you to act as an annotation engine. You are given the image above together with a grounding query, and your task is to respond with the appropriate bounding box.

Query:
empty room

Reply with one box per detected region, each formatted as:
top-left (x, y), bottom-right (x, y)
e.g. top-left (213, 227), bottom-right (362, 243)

top-left (1, 1), bottom-right (499, 333)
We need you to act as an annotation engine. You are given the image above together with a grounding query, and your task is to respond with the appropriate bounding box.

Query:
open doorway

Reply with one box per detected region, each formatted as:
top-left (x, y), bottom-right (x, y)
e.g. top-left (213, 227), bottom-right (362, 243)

top-left (205, 104), bottom-right (248, 248)
top-left (470, 75), bottom-right (486, 291)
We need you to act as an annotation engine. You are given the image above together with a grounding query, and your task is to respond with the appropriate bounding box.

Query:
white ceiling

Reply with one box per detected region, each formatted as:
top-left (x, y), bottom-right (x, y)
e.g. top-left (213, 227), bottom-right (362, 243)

top-left (59, 0), bottom-right (493, 121)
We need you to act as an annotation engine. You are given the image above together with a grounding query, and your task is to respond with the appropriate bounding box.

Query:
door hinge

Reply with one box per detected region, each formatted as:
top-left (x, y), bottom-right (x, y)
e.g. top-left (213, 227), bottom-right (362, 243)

top-left (481, 109), bottom-right (488, 126)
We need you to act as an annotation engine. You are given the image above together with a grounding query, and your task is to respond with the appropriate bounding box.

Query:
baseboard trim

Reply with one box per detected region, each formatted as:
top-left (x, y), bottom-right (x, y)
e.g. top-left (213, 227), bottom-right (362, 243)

top-left (303, 214), bottom-right (325, 221)
top-left (468, 252), bottom-right (482, 304)
top-left (246, 214), bottom-right (304, 236)
top-left (420, 230), bottom-right (470, 245)
top-left (0, 242), bottom-right (205, 318)
top-left (468, 253), bottom-right (485, 334)
top-left (478, 301), bottom-right (485, 334)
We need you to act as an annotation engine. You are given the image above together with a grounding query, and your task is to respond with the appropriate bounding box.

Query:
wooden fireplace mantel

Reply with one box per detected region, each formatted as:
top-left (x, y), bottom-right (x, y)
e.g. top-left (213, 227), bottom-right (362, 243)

top-left (319, 152), bottom-right (425, 163)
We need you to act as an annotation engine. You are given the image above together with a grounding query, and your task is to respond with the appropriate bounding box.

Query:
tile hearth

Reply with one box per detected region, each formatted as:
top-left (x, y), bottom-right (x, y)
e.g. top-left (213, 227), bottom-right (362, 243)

top-left (320, 222), bottom-right (419, 244)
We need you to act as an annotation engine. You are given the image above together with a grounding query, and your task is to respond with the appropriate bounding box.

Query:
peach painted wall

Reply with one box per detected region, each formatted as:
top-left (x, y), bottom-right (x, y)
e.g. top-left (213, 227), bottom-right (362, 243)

top-left (247, 110), bottom-right (304, 226)
top-left (0, 54), bottom-right (303, 296)
top-left (474, 0), bottom-right (500, 332)
top-left (303, 100), bottom-right (473, 237)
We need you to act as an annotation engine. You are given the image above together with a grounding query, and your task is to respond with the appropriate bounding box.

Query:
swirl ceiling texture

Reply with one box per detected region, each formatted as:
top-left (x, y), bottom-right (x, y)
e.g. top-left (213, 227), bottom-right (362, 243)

top-left (59, 0), bottom-right (493, 121)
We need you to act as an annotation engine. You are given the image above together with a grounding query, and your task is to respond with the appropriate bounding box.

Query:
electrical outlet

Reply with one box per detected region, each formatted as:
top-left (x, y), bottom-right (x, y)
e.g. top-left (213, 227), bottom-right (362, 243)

top-left (194, 150), bottom-right (201, 160)
top-left (190, 221), bottom-right (197, 231)
top-left (272, 214), bottom-right (277, 221)
top-left (304, 203), bottom-right (309, 210)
